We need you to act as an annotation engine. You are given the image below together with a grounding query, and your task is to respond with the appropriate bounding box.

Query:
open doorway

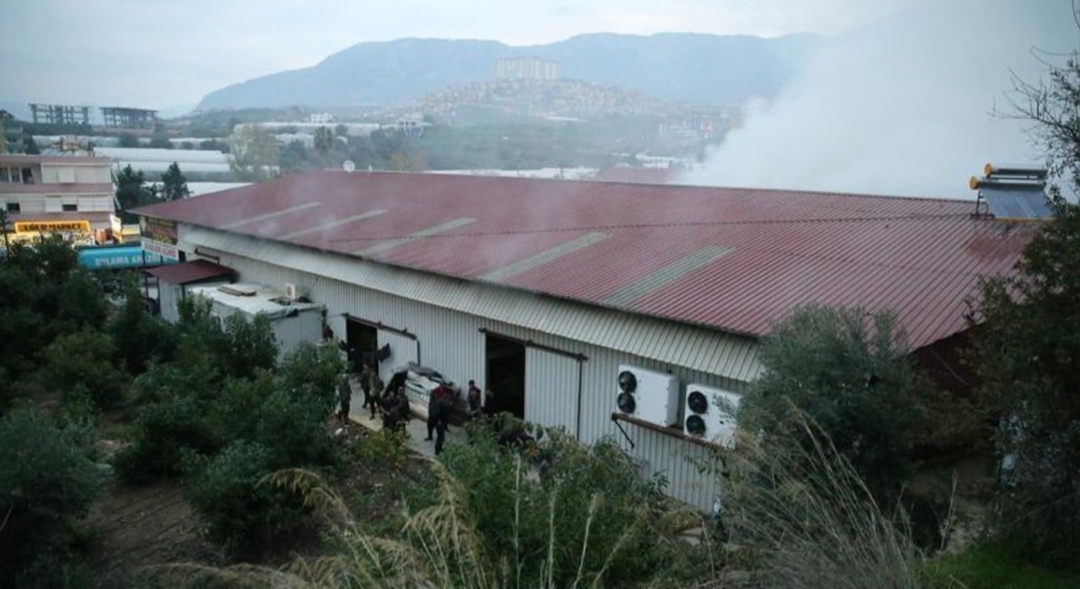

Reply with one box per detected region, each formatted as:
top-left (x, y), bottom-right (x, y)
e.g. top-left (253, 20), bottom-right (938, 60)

top-left (485, 334), bottom-right (526, 419)
top-left (345, 318), bottom-right (378, 371)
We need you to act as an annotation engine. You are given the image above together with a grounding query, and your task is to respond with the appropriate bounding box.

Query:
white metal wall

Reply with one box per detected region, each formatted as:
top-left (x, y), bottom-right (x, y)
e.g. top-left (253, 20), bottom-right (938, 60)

top-left (376, 330), bottom-right (419, 383)
top-left (159, 281), bottom-right (181, 323)
top-left (272, 310), bottom-right (324, 360)
top-left (524, 348), bottom-right (581, 437)
top-left (195, 250), bottom-right (749, 510)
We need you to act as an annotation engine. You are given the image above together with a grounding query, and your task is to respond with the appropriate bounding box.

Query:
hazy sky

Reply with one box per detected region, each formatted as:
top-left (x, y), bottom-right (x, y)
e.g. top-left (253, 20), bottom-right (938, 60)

top-left (685, 0), bottom-right (1077, 199)
top-left (1, 0), bottom-right (909, 109)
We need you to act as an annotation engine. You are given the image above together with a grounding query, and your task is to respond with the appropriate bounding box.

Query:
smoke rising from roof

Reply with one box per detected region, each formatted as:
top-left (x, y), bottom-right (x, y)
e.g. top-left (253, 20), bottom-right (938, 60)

top-left (684, 0), bottom-right (1076, 199)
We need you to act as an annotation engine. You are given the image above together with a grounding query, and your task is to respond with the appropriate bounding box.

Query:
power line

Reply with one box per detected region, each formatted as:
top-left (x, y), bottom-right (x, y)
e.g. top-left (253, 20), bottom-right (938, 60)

top-left (326, 212), bottom-right (969, 244)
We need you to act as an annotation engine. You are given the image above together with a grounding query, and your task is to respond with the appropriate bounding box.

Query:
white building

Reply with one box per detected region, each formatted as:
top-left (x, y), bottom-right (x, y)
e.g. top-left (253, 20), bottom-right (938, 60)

top-left (496, 57), bottom-right (561, 81)
top-left (134, 171), bottom-right (1037, 509)
top-left (94, 147), bottom-right (233, 175)
top-left (0, 150), bottom-right (118, 242)
top-left (189, 282), bottom-right (325, 359)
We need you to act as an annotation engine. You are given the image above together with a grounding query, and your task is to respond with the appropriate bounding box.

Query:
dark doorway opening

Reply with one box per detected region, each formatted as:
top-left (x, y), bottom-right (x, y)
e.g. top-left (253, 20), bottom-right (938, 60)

top-left (346, 318), bottom-right (378, 371)
top-left (485, 334), bottom-right (526, 419)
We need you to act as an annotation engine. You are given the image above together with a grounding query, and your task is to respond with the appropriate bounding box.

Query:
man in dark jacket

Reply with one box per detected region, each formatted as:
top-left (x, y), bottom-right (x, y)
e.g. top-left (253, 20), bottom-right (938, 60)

top-left (428, 385), bottom-right (454, 454)
top-left (466, 380), bottom-right (482, 421)
top-left (336, 372), bottom-right (352, 424)
top-left (368, 371), bottom-right (384, 420)
top-left (359, 363), bottom-right (373, 413)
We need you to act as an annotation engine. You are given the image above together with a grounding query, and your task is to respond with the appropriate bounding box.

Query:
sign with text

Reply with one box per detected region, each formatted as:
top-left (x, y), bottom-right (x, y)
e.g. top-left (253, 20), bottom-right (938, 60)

top-left (142, 239), bottom-right (179, 261)
top-left (14, 220), bottom-right (91, 233)
top-left (139, 216), bottom-right (177, 245)
top-left (78, 245), bottom-right (172, 270)
top-left (139, 216), bottom-right (180, 261)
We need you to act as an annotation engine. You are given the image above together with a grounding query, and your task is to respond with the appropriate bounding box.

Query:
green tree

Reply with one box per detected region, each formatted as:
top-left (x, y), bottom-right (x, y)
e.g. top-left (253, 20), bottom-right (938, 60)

top-left (0, 405), bottom-right (106, 587)
top-left (229, 124), bottom-right (279, 180)
top-left (149, 131), bottom-right (171, 149)
top-left (279, 139), bottom-right (309, 173)
top-left (40, 328), bottom-right (124, 410)
top-left (114, 165), bottom-right (154, 223)
top-left (313, 125), bottom-right (333, 162)
top-left (741, 305), bottom-right (924, 506)
top-left (185, 440), bottom-right (307, 557)
top-left (117, 133), bottom-right (139, 148)
top-left (969, 30), bottom-right (1080, 568)
top-left (108, 274), bottom-right (176, 374)
top-left (160, 161), bottom-right (191, 201)
top-left (0, 236), bottom-right (107, 386)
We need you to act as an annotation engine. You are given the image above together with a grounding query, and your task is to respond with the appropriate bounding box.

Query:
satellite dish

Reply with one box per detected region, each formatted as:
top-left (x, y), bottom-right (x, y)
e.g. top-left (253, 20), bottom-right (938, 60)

top-left (343, 160), bottom-right (356, 173)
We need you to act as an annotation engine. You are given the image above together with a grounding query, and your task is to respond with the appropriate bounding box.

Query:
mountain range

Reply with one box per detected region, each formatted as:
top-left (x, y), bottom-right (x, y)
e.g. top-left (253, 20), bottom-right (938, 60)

top-left (196, 33), bottom-right (822, 112)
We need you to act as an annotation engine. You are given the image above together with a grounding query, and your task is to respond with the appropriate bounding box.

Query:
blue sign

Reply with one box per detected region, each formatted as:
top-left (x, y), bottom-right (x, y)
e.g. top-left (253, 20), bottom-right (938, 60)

top-left (77, 245), bottom-right (175, 270)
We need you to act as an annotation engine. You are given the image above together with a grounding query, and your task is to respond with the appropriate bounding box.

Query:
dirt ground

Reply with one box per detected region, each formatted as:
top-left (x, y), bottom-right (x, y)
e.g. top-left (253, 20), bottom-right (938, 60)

top-left (82, 479), bottom-right (222, 576)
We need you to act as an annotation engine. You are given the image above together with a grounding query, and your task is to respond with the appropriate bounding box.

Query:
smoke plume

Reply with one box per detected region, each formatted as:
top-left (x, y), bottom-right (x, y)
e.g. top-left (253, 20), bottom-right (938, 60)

top-left (684, 0), bottom-right (1077, 198)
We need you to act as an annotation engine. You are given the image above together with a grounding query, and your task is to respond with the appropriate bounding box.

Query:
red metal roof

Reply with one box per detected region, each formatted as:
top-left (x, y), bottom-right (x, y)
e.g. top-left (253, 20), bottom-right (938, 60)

top-left (145, 259), bottom-right (234, 285)
top-left (135, 171), bottom-right (1039, 348)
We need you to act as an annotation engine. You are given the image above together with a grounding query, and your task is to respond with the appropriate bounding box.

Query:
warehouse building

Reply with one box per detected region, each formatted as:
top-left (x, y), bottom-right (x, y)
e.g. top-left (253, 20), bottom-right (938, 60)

top-left (134, 171), bottom-right (1039, 508)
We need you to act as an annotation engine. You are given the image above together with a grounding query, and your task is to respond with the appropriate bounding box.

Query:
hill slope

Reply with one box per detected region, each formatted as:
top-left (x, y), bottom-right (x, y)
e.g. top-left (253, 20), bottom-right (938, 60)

top-left (195, 33), bottom-right (821, 111)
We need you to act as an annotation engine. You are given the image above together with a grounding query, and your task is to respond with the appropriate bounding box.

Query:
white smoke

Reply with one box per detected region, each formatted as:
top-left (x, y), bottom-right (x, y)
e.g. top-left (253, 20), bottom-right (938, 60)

top-left (684, 0), bottom-right (1078, 199)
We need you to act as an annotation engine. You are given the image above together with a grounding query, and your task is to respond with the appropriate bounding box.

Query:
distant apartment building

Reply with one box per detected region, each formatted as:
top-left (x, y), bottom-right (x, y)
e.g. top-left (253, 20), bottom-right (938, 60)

top-left (0, 151), bottom-right (118, 243)
top-left (495, 57), bottom-right (560, 81)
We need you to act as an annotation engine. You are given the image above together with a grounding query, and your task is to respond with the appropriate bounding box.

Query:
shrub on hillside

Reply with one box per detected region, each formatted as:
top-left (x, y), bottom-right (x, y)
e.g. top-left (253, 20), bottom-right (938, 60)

top-left (185, 440), bottom-right (308, 556)
top-left (108, 275), bottom-right (178, 374)
top-left (741, 304), bottom-right (925, 506)
top-left (0, 405), bottom-right (106, 587)
top-left (40, 329), bottom-right (124, 410)
top-left (437, 420), bottom-right (683, 588)
top-left (114, 394), bottom-right (219, 484)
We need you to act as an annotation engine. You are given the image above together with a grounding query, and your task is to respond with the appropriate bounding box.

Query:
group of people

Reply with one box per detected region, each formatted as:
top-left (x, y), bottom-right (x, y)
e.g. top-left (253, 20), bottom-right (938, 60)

top-left (335, 363), bottom-right (490, 456)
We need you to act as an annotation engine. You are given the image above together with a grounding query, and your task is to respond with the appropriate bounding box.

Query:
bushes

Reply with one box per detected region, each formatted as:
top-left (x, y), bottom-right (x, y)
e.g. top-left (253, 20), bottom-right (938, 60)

top-left (969, 197), bottom-right (1080, 568)
top-left (185, 441), bottom-right (307, 555)
top-left (115, 394), bottom-right (219, 484)
top-left (115, 338), bottom-right (344, 556)
top-left (0, 405), bottom-right (106, 587)
top-left (435, 420), bottom-right (683, 588)
top-left (162, 417), bottom-right (705, 589)
top-left (741, 304), bottom-right (925, 506)
top-left (40, 329), bottom-right (125, 410)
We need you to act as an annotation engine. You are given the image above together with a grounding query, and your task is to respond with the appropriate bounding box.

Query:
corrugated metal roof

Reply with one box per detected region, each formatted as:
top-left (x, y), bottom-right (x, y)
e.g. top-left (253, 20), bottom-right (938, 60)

top-left (137, 171), bottom-right (1040, 348)
top-left (145, 259), bottom-right (235, 285)
top-left (181, 225), bottom-right (762, 382)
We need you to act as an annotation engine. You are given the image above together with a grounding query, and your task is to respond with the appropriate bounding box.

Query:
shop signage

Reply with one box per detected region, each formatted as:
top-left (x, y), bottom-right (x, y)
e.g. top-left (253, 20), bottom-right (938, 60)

top-left (14, 220), bottom-right (91, 233)
top-left (140, 216), bottom-right (180, 261)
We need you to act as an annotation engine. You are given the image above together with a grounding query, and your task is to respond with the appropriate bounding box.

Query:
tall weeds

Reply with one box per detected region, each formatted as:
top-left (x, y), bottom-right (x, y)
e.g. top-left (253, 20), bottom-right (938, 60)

top-left (152, 452), bottom-right (660, 589)
top-left (725, 413), bottom-right (922, 589)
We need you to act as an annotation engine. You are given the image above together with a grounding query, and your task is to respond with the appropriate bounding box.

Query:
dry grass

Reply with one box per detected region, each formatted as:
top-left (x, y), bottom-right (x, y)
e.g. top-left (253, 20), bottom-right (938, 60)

top-left (724, 413), bottom-right (922, 589)
top-left (148, 456), bottom-right (646, 589)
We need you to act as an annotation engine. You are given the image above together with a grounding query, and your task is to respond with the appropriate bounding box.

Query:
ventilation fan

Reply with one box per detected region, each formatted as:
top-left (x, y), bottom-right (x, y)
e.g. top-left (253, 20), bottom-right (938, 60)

top-left (615, 365), bottom-right (679, 427)
top-left (683, 383), bottom-right (741, 448)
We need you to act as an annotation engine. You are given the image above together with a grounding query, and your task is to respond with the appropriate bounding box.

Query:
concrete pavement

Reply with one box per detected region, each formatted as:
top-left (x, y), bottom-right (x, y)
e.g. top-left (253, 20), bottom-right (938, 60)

top-left (345, 376), bottom-right (465, 458)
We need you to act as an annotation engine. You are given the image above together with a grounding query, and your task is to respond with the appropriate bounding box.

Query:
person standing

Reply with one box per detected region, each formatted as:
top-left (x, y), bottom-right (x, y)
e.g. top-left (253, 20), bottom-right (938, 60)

top-left (359, 363), bottom-right (373, 414)
top-left (336, 371), bottom-right (352, 424)
top-left (430, 385), bottom-right (454, 455)
top-left (466, 380), bottom-right (482, 421)
top-left (368, 371), bottom-right (384, 420)
top-left (425, 387), bottom-right (441, 441)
